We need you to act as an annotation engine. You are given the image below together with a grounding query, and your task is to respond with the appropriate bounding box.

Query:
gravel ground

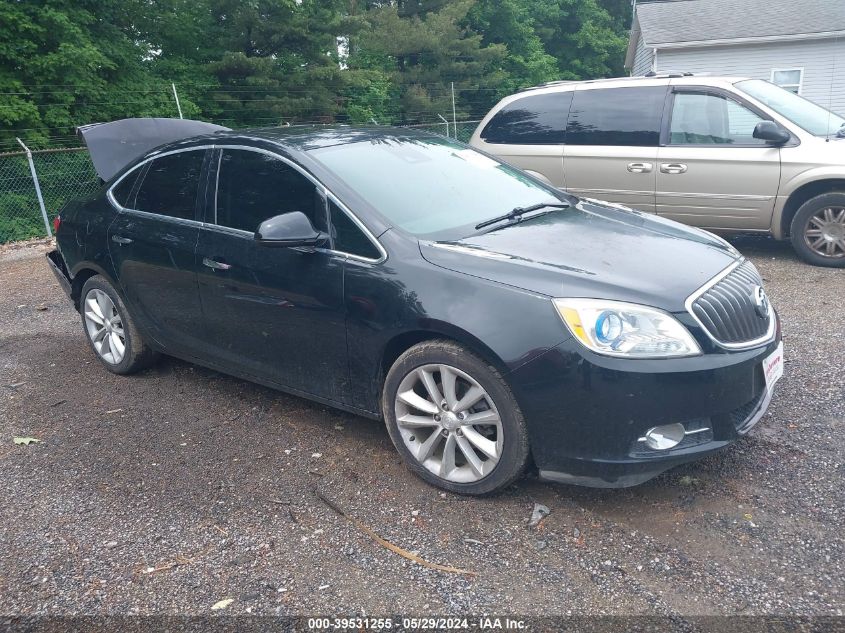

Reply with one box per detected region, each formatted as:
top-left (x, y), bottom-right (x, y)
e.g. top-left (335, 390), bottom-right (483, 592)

top-left (0, 236), bottom-right (843, 621)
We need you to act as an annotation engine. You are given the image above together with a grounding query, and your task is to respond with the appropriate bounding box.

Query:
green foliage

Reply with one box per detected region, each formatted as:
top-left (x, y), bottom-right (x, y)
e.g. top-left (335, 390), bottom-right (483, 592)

top-left (0, 0), bottom-right (632, 144)
top-left (526, 0), bottom-right (628, 79)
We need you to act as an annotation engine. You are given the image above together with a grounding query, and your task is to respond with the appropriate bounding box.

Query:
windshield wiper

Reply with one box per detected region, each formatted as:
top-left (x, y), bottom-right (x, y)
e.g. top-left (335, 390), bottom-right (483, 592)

top-left (475, 201), bottom-right (570, 230)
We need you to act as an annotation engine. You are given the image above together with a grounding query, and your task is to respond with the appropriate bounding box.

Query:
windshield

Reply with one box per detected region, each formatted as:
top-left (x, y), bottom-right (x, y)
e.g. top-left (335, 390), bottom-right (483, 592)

top-left (309, 135), bottom-right (567, 239)
top-left (735, 79), bottom-right (845, 136)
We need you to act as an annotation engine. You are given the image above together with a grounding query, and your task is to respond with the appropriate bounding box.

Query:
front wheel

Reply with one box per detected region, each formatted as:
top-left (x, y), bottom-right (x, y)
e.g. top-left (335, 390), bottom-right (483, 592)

top-left (790, 193), bottom-right (845, 267)
top-left (382, 340), bottom-right (530, 495)
top-left (80, 275), bottom-right (158, 374)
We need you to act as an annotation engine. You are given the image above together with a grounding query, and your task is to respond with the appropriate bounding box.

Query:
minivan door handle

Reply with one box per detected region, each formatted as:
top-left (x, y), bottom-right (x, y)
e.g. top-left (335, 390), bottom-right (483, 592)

top-left (627, 162), bottom-right (653, 174)
top-left (111, 235), bottom-right (133, 245)
top-left (660, 163), bottom-right (688, 174)
top-left (203, 257), bottom-right (232, 271)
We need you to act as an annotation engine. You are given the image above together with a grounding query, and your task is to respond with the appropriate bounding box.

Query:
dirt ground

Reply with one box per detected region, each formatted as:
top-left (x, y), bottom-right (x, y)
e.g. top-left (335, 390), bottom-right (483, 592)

top-left (0, 236), bottom-right (843, 621)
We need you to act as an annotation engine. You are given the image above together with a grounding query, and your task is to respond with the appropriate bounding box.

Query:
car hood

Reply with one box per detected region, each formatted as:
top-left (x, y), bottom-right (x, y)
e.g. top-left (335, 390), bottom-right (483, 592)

top-left (419, 199), bottom-right (740, 313)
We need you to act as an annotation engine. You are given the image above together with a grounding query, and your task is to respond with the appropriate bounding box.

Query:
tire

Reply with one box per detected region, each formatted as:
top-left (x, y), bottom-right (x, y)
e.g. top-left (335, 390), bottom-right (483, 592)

top-left (79, 275), bottom-right (158, 374)
top-left (789, 192), bottom-right (845, 268)
top-left (382, 340), bottom-right (530, 495)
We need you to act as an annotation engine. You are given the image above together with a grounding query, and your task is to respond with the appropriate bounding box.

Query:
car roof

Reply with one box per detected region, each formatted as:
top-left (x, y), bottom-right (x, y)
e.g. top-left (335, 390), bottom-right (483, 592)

top-left (171, 124), bottom-right (442, 153)
top-left (518, 74), bottom-right (751, 93)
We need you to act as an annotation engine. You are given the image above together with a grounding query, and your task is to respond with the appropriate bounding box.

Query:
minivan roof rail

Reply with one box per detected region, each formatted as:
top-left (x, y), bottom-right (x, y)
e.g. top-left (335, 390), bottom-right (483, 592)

top-left (519, 72), bottom-right (695, 92)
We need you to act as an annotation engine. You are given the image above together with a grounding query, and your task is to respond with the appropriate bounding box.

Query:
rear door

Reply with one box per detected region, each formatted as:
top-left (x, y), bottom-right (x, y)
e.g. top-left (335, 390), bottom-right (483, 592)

top-left (108, 149), bottom-right (208, 356)
top-left (655, 87), bottom-right (781, 230)
top-left (473, 90), bottom-right (572, 186)
top-left (562, 85), bottom-right (667, 212)
top-left (195, 147), bottom-right (348, 400)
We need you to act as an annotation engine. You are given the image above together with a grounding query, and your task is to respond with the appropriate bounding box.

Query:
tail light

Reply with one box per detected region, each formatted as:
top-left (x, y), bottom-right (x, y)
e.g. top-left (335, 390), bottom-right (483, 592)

top-left (53, 215), bottom-right (61, 234)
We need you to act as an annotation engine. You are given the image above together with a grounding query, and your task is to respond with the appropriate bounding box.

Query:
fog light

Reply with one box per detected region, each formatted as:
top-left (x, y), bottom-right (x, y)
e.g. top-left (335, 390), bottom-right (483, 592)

top-left (643, 423), bottom-right (686, 450)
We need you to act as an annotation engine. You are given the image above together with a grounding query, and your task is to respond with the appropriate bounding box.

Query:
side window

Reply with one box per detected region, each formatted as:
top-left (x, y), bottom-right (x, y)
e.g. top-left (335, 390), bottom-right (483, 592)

top-left (133, 150), bottom-right (206, 219)
top-left (566, 87), bottom-right (665, 146)
top-left (111, 170), bottom-right (139, 208)
top-left (329, 200), bottom-right (381, 260)
top-left (215, 150), bottom-right (326, 233)
top-left (480, 92), bottom-right (572, 144)
top-left (669, 92), bottom-right (766, 145)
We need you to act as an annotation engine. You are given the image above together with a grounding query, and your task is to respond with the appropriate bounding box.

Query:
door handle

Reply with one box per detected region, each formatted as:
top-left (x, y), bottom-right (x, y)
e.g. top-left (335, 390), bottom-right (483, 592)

top-left (660, 163), bottom-right (688, 174)
top-left (627, 162), bottom-right (653, 173)
top-left (111, 235), bottom-right (133, 245)
top-left (203, 257), bottom-right (232, 271)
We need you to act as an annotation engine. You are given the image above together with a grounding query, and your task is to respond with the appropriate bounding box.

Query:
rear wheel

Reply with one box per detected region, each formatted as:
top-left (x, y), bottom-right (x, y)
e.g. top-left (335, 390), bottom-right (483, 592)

top-left (790, 193), bottom-right (845, 267)
top-left (382, 340), bottom-right (529, 495)
top-left (80, 275), bottom-right (158, 374)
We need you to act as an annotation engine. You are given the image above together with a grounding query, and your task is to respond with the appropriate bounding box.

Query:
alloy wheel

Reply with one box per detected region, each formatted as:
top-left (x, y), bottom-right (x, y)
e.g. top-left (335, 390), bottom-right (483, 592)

top-left (83, 289), bottom-right (126, 365)
top-left (394, 364), bottom-right (503, 483)
top-left (804, 206), bottom-right (845, 259)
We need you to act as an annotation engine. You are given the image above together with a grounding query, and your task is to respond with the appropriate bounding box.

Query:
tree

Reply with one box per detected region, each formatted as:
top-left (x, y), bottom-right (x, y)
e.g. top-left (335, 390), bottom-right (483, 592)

top-left (467, 0), bottom-right (559, 95)
top-left (349, 0), bottom-right (507, 122)
top-left (0, 0), bottom-right (634, 144)
top-left (525, 0), bottom-right (628, 79)
top-left (0, 0), bottom-right (188, 148)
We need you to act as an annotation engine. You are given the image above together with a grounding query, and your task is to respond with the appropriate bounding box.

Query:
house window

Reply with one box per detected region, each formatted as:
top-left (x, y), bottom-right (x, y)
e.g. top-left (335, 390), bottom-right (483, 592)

top-left (771, 68), bottom-right (803, 94)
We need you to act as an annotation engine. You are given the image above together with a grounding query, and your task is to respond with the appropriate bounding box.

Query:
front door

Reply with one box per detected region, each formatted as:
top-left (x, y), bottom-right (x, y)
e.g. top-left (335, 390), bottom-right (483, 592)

top-left (107, 149), bottom-right (208, 355)
top-left (655, 89), bottom-right (781, 230)
top-left (562, 85), bottom-right (667, 212)
top-left (195, 148), bottom-right (348, 401)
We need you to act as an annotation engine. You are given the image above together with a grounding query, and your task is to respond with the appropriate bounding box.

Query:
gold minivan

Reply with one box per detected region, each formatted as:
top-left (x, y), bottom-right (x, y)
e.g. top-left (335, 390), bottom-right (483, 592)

top-left (470, 75), bottom-right (845, 267)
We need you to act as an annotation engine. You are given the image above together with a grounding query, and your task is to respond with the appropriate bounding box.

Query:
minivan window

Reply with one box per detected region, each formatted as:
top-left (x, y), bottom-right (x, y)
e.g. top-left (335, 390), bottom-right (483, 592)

top-left (214, 150), bottom-right (326, 233)
top-left (310, 136), bottom-right (565, 239)
top-left (669, 92), bottom-right (766, 145)
top-left (565, 87), bottom-right (665, 146)
top-left (133, 150), bottom-right (206, 220)
top-left (736, 79), bottom-right (845, 137)
top-left (480, 92), bottom-right (572, 144)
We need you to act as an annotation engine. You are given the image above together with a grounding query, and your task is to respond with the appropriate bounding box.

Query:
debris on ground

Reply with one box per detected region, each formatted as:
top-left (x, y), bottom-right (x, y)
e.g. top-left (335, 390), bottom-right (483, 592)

top-left (315, 489), bottom-right (476, 576)
top-left (211, 598), bottom-right (234, 610)
top-left (528, 503), bottom-right (550, 527)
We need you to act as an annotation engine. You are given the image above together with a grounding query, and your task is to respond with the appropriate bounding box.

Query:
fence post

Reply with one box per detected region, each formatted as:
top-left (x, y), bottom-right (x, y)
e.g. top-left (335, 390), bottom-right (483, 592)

top-left (451, 82), bottom-right (457, 140)
top-left (437, 114), bottom-right (450, 138)
top-left (15, 138), bottom-right (52, 238)
top-left (171, 82), bottom-right (184, 119)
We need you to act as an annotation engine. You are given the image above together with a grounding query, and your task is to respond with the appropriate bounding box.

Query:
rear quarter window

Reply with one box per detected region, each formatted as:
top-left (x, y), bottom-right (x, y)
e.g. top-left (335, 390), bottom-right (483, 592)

top-left (566, 86), bottom-right (666, 146)
top-left (133, 150), bottom-right (206, 220)
top-left (480, 92), bottom-right (572, 144)
top-left (111, 171), bottom-right (139, 208)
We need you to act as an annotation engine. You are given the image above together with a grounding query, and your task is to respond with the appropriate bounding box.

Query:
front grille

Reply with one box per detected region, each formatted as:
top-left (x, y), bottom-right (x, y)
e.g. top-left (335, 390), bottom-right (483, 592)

top-left (689, 260), bottom-right (772, 346)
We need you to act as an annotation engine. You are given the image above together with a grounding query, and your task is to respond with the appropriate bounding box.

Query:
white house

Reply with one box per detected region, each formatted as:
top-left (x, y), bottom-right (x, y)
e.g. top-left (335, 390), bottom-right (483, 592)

top-left (625, 0), bottom-right (845, 114)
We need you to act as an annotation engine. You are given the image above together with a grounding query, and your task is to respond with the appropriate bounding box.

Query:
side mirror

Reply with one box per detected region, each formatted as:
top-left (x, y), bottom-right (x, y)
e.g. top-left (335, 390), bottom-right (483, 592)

top-left (255, 211), bottom-right (328, 248)
top-left (753, 121), bottom-right (790, 145)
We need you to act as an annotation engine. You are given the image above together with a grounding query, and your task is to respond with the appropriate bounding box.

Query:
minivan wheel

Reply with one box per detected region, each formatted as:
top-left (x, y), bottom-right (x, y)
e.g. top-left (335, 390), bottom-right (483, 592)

top-left (790, 193), bottom-right (845, 267)
top-left (382, 340), bottom-right (529, 495)
top-left (80, 275), bottom-right (158, 374)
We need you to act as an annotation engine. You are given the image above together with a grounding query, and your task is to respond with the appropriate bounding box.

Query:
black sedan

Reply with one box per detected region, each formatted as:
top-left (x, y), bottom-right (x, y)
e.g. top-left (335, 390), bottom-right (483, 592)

top-left (47, 119), bottom-right (784, 494)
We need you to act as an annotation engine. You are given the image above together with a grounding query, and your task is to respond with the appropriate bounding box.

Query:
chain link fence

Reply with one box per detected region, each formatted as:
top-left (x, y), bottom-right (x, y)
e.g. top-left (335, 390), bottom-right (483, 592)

top-left (0, 148), bottom-right (101, 244)
top-left (0, 120), bottom-right (481, 245)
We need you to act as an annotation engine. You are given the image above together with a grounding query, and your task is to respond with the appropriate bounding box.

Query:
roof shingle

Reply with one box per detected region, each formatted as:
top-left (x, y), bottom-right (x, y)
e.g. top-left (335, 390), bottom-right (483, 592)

top-left (636, 0), bottom-right (845, 46)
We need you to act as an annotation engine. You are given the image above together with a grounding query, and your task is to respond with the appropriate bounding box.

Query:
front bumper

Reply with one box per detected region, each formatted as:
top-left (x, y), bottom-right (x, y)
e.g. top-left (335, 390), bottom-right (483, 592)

top-left (509, 321), bottom-right (781, 488)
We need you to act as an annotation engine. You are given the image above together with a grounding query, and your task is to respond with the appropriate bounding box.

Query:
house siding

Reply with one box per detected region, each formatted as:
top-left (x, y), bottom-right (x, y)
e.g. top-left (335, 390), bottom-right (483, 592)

top-left (647, 38), bottom-right (845, 114)
top-left (632, 32), bottom-right (654, 76)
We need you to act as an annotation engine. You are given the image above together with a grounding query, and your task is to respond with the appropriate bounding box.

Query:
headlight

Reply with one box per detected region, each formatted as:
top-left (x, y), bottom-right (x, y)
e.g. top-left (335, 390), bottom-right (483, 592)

top-left (553, 298), bottom-right (701, 358)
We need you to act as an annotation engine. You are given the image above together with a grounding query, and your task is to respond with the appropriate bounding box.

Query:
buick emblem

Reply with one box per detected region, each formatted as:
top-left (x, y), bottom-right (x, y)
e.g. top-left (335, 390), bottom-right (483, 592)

top-left (752, 286), bottom-right (770, 319)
